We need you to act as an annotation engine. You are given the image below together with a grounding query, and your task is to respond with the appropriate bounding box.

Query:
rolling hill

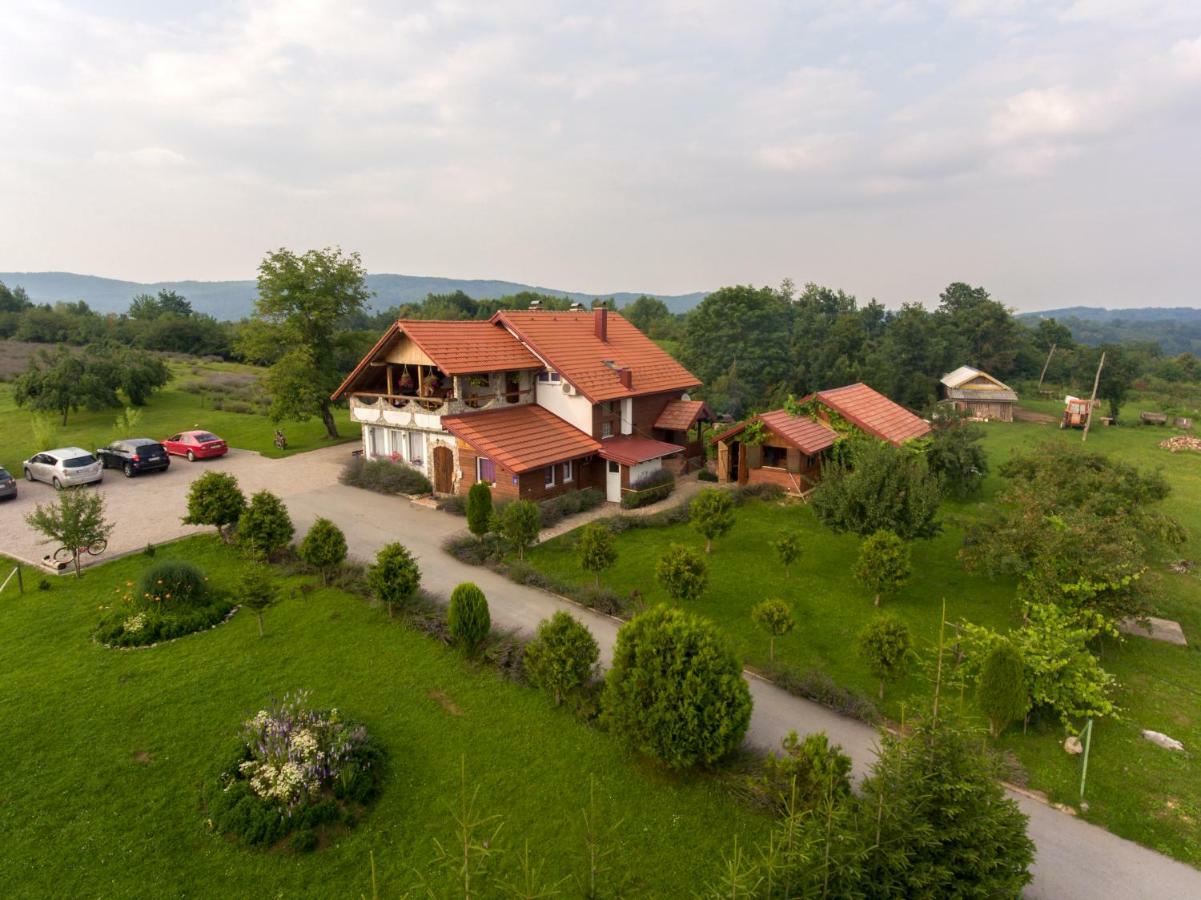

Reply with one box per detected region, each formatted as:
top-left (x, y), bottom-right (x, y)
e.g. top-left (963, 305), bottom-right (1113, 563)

top-left (1019, 307), bottom-right (1201, 355)
top-left (0, 271), bottom-right (708, 321)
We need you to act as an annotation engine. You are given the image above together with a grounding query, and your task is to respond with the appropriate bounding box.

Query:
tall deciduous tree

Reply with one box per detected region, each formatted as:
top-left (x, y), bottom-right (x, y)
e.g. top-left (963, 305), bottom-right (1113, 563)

top-left (12, 346), bottom-right (104, 425)
top-left (239, 247), bottom-right (370, 438)
top-left (25, 488), bottom-right (114, 577)
top-left (857, 615), bottom-right (912, 699)
top-left (683, 285), bottom-right (792, 405)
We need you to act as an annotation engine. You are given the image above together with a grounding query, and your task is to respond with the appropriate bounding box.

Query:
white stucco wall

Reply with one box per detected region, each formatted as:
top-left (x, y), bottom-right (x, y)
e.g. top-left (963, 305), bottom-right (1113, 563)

top-left (535, 379), bottom-right (594, 434)
top-left (620, 398), bottom-right (633, 435)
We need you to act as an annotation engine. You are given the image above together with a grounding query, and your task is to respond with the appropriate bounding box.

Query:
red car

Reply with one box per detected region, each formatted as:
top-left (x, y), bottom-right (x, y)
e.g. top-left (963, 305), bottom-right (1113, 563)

top-left (163, 430), bottom-right (228, 462)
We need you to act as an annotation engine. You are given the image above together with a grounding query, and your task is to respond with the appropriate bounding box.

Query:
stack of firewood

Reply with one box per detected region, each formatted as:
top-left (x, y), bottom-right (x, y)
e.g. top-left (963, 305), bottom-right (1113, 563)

top-left (1159, 435), bottom-right (1201, 453)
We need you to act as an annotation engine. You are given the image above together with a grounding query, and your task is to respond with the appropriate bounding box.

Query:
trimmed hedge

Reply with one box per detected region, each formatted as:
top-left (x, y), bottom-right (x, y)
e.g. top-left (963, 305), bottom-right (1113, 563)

top-left (620, 469), bottom-right (676, 509)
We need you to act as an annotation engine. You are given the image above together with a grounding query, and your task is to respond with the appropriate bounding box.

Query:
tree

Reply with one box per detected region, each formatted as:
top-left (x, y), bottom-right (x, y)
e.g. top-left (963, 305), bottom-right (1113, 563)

top-left (655, 543), bottom-right (708, 603)
top-left (500, 500), bottom-right (541, 560)
top-left (465, 482), bottom-right (492, 540)
top-left (752, 730), bottom-right (852, 816)
top-left (24, 488), bottom-right (114, 577)
top-left (523, 611), bottom-right (600, 706)
top-left (936, 281), bottom-right (1021, 378)
top-left (1096, 344), bottom-right (1139, 422)
top-left (978, 643), bottom-right (1029, 737)
top-left (448, 582), bottom-right (491, 655)
top-left (240, 568), bottom-right (279, 638)
top-left (238, 247), bottom-right (370, 438)
top-left (129, 289), bottom-right (192, 319)
top-left (810, 441), bottom-right (942, 540)
top-left (926, 419), bottom-right (989, 500)
top-left (690, 488), bottom-right (734, 554)
top-left (772, 531), bottom-right (803, 577)
top-left (101, 344), bottom-right (171, 406)
top-left (366, 542), bottom-right (421, 617)
top-left (750, 598), bottom-right (795, 661)
top-left (182, 471), bottom-right (246, 542)
top-left (576, 522), bottom-right (617, 587)
top-left (12, 346), bottom-right (105, 425)
top-left (859, 706), bottom-right (1034, 898)
top-left (683, 285), bottom-right (793, 405)
top-left (237, 490), bottom-right (294, 559)
top-left (602, 606), bottom-right (752, 769)
top-left (961, 604), bottom-right (1118, 728)
top-left (857, 615), bottom-right (912, 699)
top-left (297, 517), bottom-right (348, 585)
top-left (623, 296), bottom-right (672, 335)
top-left (853, 530), bottom-right (911, 607)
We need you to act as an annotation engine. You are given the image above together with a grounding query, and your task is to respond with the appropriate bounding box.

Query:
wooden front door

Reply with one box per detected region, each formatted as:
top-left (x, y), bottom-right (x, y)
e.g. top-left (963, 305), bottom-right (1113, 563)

top-left (433, 445), bottom-right (454, 494)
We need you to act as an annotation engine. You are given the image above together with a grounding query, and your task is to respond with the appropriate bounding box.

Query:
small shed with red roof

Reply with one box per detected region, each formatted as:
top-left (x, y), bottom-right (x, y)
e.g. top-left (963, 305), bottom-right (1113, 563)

top-left (710, 383), bottom-right (930, 494)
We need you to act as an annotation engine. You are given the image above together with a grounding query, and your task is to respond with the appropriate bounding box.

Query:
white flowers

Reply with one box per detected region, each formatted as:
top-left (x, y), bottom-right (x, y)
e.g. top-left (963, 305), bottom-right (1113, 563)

top-left (123, 612), bottom-right (148, 633)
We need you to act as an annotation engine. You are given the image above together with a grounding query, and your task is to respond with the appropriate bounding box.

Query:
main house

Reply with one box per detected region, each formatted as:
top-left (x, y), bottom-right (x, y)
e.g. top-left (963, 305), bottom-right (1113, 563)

top-left (710, 383), bottom-right (931, 494)
top-left (331, 306), bottom-right (714, 503)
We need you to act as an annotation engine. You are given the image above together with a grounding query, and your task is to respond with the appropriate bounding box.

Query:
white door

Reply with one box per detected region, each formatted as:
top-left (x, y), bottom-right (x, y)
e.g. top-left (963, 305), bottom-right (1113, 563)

top-left (606, 459), bottom-right (622, 503)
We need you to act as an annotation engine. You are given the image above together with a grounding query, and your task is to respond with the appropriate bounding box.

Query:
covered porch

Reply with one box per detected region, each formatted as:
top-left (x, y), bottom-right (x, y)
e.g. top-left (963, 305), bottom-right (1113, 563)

top-left (710, 410), bottom-right (837, 496)
top-left (653, 399), bottom-right (715, 474)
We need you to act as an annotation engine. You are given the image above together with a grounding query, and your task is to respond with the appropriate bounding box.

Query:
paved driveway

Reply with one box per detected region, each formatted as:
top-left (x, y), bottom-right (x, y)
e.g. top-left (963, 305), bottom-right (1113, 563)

top-left (3, 444), bottom-right (1199, 898)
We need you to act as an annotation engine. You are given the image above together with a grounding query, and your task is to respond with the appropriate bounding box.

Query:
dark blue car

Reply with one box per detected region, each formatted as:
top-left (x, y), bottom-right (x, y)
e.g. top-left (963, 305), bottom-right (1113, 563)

top-left (96, 438), bottom-right (171, 478)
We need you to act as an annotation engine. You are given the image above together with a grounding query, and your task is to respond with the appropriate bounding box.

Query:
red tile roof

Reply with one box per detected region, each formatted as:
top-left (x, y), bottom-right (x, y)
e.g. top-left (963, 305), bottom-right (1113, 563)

top-left (330, 320), bottom-right (541, 399)
top-left (495, 309), bottom-right (700, 403)
top-left (442, 404), bottom-right (601, 474)
top-left (598, 435), bottom-right (685, 466)
top-left (710, 410), bottom-right (838, 455)
top-left (400, 320), bottom-right (542, 375)
top-left (815, 383), bottom-right (931, 445)
top-left (654, 399), bottom-right (713, 432)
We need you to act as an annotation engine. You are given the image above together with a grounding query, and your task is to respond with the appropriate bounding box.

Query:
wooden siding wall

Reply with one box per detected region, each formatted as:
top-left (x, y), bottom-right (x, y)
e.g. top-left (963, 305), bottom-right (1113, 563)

top-left (456, 439), bottom-right (602, 500)
top-left (954, 400), bottom-right (1014, 422)
top-left (590, 390), bottom-right (684, 440)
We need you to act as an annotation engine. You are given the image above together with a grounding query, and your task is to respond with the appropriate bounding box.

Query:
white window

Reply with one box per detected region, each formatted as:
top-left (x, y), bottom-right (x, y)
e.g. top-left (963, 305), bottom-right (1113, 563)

top-left (544, 465), bottom-right (556, 487)
top-left (563, 459), bottom-right (574, 482)
top-left (537, 370), bottom-right (561, 383)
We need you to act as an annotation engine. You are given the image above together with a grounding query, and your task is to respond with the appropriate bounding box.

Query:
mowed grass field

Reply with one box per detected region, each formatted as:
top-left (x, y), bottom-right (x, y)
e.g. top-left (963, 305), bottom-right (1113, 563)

top-left (0, 537), bottom-right (769, 897)
top-left (0, 354), bottom-right (350, 475)
top-left (524, 404), bottom-right (1201, 865)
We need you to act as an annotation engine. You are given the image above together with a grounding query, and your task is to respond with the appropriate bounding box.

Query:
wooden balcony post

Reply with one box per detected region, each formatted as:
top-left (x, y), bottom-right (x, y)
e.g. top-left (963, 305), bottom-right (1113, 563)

top-left (386, 365), bottom-right (394, 397)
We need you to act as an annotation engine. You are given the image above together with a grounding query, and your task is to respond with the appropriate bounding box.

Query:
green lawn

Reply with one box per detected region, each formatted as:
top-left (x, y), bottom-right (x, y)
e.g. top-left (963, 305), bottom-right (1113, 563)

top-left (0, 357), bottom-right (350, 474)
top-left (523, 406), bottom-right (1201, 866)
top-left (0, 538), bottom-right (768, 897)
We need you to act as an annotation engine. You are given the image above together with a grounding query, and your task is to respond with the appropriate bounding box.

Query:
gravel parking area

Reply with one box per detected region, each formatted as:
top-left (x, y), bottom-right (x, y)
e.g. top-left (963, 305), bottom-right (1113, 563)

top-left (0, 445), bottom-right (352, 571)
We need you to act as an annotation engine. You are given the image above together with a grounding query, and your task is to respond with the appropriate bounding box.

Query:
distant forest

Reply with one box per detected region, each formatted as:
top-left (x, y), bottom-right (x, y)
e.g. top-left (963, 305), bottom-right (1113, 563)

top-left (1019, 307), bottom-right (1201, 356)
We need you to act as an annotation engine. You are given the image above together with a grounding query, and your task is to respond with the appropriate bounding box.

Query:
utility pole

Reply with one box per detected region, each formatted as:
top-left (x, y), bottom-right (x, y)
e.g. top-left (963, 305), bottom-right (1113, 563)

top-left (1037, 343), bottom-right (1057, 392)
top-left (1082, 351), bottom-right (1105, 443)
top-left (1078, 718), bottom-right (1094, 810)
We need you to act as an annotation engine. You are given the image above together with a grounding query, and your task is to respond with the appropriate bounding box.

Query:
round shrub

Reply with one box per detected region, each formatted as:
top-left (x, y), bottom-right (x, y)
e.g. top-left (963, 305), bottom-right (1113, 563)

top-left (448, 582), bottom-right (490, 655)
top-left (135, 559), bottom-right (209, 609)
top-left (524, 611), bottom-right (600, 706)
top-left (602, 606), bottom-right (752, 769)
top-left (237, 490), bottom-right (294, 559)
top-left (366, 542), bottom-right (421, 617)
top-left (205, 691), bottom-right (381, 850)
top-left (656, 543), bottom-right (708, 603)
top-left (297, 518), bottom-right (348, 585)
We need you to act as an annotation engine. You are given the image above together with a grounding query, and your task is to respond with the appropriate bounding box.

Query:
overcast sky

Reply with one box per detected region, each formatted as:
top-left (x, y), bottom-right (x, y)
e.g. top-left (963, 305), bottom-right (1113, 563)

top-left (2, 1), bottom-right (1199, 310)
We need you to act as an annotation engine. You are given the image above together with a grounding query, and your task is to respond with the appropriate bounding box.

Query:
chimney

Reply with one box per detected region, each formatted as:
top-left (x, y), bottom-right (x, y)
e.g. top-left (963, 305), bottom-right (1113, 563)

top-left (595, 306), bottom-right (608, 342)
top-left (617, 367), bottom-right (632, 390)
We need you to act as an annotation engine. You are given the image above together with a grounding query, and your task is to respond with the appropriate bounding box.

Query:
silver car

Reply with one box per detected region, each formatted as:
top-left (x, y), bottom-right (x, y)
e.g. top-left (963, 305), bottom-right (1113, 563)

top-left (23, 447), bottom-right (104, 489)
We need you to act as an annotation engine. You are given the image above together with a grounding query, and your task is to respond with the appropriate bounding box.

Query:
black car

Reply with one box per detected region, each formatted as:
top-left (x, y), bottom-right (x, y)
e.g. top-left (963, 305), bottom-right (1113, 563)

top-left (96, 438), bottom-right (171, 477)
top-left (0, 466), bottom-right (16, 500)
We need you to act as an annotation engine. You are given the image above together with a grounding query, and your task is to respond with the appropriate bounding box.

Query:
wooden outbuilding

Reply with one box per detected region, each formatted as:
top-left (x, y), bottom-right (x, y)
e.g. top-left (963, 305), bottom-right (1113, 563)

top-left (939, 366), bottom-right (1018, 422)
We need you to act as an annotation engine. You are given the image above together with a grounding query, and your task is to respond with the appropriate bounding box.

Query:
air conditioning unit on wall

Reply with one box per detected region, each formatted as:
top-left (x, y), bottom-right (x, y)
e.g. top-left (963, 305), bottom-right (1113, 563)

top-left (561, 382), bottom-right (577, 396)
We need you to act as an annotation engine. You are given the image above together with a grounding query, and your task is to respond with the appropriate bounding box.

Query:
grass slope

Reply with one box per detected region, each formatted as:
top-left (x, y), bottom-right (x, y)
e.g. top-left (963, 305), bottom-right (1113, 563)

top-left (0, 357), bottom-right (349, 474)
top-left (0, 537), bottom-right (767, 897)
top-left (524, 408), bottom-right (1201, 866)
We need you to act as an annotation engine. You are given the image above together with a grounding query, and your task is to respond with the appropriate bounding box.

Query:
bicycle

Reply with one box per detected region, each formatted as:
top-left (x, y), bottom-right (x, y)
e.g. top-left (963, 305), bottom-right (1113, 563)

top-left (53, 539), bottom-right (108, 563)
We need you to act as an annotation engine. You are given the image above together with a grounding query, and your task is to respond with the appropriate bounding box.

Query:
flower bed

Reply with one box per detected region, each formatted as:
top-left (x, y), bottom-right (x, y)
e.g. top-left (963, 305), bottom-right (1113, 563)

top-left (95, 561), bottom-right (235, 648)
top-left (206, 691), bottom-right (382, 851)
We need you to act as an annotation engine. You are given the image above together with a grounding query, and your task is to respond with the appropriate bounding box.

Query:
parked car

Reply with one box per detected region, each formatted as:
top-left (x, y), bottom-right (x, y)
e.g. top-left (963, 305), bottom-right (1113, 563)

top-left (23, 447), bottom-right (104, 489)
top-left (0, 466), bottom-right (17, 500)
top-left (163, 430), bottom-right (228, 461)
top-left (96, 438), bottom-right (171, 477)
